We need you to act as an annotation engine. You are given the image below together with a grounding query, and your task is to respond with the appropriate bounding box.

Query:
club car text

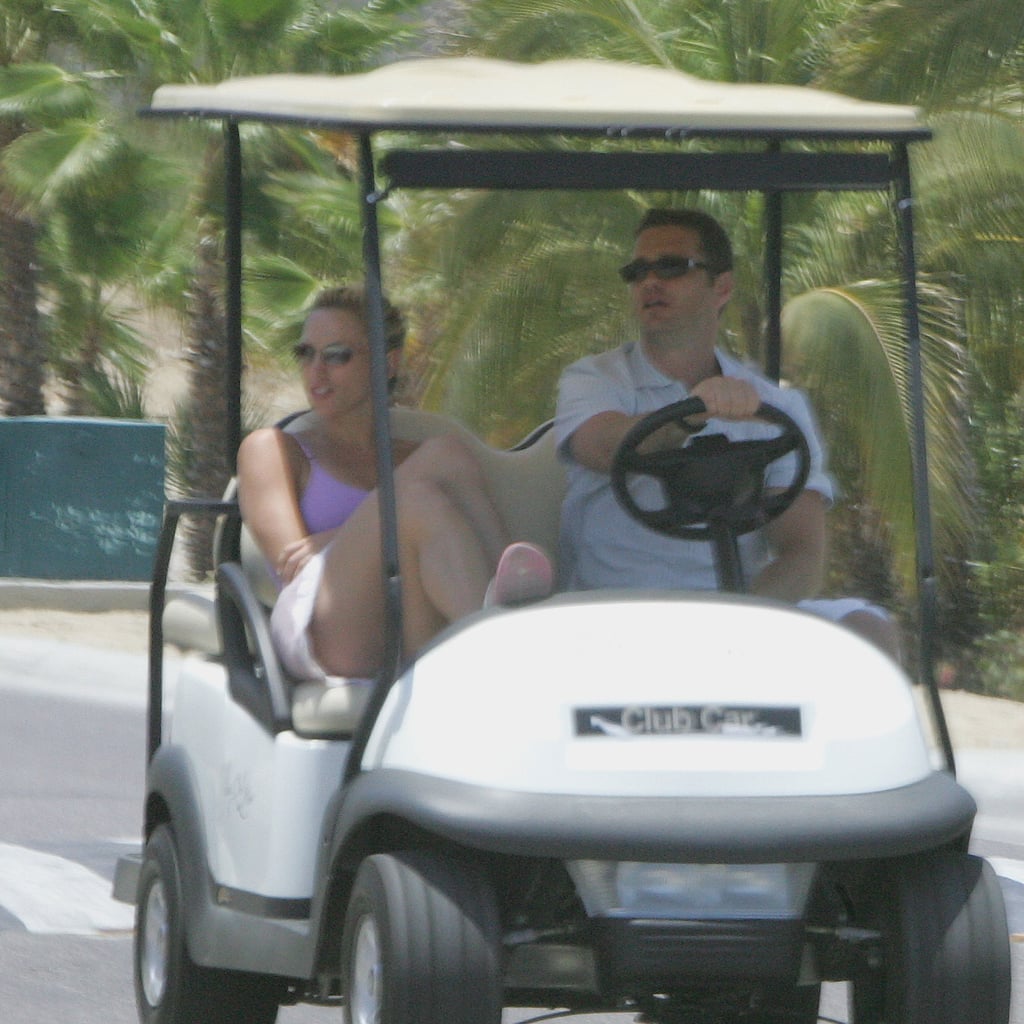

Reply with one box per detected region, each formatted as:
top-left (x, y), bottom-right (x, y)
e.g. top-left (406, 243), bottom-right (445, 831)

top-left (575, 704), bottom-right (802, 739)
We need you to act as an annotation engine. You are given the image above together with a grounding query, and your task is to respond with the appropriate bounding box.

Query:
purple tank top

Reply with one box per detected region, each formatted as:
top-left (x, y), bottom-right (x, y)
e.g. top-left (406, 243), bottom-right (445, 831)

top-left (295, 437), bottom-right (369, 535)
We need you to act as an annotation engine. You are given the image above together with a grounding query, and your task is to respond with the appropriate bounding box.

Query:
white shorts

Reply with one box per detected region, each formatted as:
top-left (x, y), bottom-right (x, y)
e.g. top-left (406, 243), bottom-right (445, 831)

top-left (270, 548), bottom-right (329, 681)
top-left (798, 597), bottom-right (890, 623)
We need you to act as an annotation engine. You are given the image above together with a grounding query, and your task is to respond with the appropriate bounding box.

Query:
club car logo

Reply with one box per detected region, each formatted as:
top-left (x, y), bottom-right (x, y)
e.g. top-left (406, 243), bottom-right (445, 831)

top-left (575, 704), bottom-right (802, 738)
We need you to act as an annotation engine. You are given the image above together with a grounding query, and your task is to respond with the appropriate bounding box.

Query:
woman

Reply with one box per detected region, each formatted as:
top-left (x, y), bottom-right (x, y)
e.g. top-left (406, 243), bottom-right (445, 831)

top-left (237, 285), bottom-right (552, 681)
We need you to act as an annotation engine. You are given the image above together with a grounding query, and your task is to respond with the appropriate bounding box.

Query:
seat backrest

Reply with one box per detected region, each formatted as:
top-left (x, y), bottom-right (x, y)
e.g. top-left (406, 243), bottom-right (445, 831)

top-left (383, 406), bottom-right (565, 558)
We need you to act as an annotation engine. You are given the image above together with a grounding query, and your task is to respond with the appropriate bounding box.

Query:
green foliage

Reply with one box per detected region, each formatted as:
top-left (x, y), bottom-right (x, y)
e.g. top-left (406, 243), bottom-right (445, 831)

top-left (0, 64), bottom-right (99, 121)
top-left (968, 387), bottom-right (1024, 641)
top-left (455, 0), bottom-right (852, 82)
top-left (973, 629), bottom-right (1024, 703)
top-left (79, 365), bottom-right (148, 419)
top-left (825, 0), bottom-right (1024, 109)
top-left (782, 288), bottom-right (915, 587)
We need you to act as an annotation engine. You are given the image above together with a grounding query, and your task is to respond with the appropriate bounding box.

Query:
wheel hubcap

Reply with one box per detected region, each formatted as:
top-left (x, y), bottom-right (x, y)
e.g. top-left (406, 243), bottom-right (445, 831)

top-left (350, 914), bottom-right (382, 1024)
top-left (140, 879), bottom-right (169, 1006)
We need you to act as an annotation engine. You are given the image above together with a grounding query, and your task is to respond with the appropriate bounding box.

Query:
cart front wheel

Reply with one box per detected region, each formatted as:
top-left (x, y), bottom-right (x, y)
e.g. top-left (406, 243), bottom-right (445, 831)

top-left (341, 850), bottom-right (502, 1024)
top-left (134, 824), bottom-right (280, 1024)
top-left (850, 850), bottom-right (1010, 1024)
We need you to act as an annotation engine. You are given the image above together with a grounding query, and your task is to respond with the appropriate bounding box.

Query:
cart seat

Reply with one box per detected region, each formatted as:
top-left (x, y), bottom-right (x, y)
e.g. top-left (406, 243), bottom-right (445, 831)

top-left (162, 406), bottom-right (565, 737)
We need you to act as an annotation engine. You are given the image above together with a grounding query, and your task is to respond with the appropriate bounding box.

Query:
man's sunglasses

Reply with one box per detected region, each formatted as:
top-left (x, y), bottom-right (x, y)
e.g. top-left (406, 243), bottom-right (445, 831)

top-left (618, 255), bottom-right (710, 284)
top-left (292, 342), bottom-right (360, 367)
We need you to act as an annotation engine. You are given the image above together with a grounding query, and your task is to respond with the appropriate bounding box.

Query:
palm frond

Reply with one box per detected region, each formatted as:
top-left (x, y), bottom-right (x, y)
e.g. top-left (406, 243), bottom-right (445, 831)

top-left (1, 118), bottom-right (125, 211)
top-left (242, 253), bottom-right (322, 355)
top-left (0, 64), bottom-right (97, 123)
top-left (782, 281), bottom-right (972, 599)
top-left (79, 365), bottom-right (148, 419)
top-left (824, 0), bottom-right (1024, 108)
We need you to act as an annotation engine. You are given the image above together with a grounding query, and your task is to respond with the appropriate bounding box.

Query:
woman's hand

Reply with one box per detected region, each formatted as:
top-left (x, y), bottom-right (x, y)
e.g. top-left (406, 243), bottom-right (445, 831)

top-left (277, 530), bottom-right (334, 584)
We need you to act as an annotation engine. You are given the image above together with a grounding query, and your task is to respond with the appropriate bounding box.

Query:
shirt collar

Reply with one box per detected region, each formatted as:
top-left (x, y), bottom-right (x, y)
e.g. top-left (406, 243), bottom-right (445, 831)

top-left (629, 342), bottom-right (739, 391)
top-left (627, 341), bottom-right (678, 391)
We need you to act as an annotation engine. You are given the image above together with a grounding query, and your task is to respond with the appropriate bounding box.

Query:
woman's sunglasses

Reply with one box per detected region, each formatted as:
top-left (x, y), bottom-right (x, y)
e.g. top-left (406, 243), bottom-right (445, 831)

top-left (292, 342), bottom-right (360, 367)
top-left (618, 255), bottom-right (709, 284)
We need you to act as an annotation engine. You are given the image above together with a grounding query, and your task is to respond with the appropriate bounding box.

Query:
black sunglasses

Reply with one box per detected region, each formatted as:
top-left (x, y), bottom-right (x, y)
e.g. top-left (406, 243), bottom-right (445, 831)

top-left (618, 255), bottom-right (710, 284)
top-left (292, 342), bottom-right (360, 367)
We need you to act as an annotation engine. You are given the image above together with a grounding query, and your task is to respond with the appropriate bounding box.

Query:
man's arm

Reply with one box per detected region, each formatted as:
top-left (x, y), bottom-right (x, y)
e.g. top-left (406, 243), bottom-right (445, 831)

top-left (750, 489), bottom-right (827, 603)
top-left (567, 376), bottom-right (761, 473)
top-left (568, 410), bottom-right (693, 473)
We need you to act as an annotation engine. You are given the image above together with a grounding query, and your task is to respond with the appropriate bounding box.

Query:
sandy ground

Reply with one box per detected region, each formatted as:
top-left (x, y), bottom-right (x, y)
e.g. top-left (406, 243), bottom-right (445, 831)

top-left (0, 608), bottom-right (150, 653)
top-left (41, 300), bottom-right (306, 425)
top-left (1, 605), bottom-right (1022, 751)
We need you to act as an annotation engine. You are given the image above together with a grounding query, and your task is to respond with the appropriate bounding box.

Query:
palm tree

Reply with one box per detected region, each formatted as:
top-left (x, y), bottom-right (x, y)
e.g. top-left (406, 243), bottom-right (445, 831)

top-left (0, 65), bottom-right (176, 414)
top-left (0, 0), bottom-right (166, 416)
top-left (0, 116), bottom-right (44, 416)
top-left (0, 27), bottom-right (83, 416)
top-left (824, 0), bottom-right (1024, 110)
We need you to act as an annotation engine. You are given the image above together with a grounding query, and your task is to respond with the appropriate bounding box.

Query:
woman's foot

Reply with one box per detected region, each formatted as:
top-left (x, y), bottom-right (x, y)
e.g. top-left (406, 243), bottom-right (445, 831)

top-left (484, 542), bottom-right (554, 607)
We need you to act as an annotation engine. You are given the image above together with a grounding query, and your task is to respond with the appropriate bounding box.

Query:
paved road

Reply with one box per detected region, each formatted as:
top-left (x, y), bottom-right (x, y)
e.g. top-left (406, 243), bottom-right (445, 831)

top-left (1, 635), bottom-right (1021, 1023)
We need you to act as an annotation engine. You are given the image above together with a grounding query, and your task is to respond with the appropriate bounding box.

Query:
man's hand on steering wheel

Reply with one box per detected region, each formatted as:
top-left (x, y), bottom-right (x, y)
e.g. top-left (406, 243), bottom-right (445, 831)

top-left (610, 390), bottom-right (811, 541)
top-left (689, 376), bottom-right (761, 424)
top-left (636, 377), bottom-right (762, 455)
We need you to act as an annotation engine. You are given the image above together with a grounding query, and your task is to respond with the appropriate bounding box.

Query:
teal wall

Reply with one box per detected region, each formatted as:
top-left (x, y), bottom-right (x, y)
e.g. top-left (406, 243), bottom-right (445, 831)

top-left (0, 418), bottom-right (165, 580)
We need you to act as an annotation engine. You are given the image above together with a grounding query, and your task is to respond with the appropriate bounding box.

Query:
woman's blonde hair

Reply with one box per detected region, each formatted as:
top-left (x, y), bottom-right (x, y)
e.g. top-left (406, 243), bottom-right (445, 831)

top-left (310, 284), bottom-right (406, 352)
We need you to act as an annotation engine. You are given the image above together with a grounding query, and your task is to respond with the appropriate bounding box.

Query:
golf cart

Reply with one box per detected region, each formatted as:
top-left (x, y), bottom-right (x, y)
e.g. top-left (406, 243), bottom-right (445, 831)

top-left (113, 58), bottom-right (1011, 1024)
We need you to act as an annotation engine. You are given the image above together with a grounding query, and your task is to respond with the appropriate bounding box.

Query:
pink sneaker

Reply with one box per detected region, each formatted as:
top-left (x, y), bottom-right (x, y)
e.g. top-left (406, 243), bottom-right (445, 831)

top-left (484, 542), bottom-right (554, 608)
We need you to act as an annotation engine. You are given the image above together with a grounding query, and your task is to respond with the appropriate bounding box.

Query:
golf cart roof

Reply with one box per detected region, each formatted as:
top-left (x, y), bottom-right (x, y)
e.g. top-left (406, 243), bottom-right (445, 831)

top-left (146, 56), bottom-right (929, 141)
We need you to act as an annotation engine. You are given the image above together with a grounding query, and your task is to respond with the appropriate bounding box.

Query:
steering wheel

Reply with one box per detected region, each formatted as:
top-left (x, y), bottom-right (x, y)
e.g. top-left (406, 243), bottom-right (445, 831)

top-left (610, 396), bottom-right (810, 541)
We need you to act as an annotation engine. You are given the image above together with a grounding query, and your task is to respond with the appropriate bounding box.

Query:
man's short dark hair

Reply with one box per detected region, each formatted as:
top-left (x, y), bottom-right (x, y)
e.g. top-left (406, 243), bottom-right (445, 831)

top-left (636, 208), bottom-right (733, 275)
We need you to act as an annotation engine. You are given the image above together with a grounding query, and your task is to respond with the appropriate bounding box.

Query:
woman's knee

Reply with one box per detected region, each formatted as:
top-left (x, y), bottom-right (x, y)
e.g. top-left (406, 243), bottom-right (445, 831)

top-left (403, 433), bottom-right (484, 487)
top-left (394, 475), bottom-right (462, 536)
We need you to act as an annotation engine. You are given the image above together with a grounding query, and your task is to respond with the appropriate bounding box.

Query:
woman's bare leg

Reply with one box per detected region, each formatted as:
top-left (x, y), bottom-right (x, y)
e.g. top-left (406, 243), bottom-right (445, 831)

top-left (309, 436), bottom-right (509, 675)
top-left (405, 436), bottom-right (509, 567)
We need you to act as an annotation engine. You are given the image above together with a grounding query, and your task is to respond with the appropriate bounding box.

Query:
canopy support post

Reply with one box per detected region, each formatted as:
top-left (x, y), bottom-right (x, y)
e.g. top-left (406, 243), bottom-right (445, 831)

top-left (344, 133), bottom-right (405, 781)
top-left (224, 120), bottom-right (243, 471)
top-left (764, 143), bottom-right (784, 383)
top-left (894, 142), bottom-right (954, 774)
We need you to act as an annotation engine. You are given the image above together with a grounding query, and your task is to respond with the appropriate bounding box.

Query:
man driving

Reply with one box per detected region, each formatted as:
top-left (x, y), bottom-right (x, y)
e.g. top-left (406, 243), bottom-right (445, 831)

top-left (554, 207), bottom-right (899, 658)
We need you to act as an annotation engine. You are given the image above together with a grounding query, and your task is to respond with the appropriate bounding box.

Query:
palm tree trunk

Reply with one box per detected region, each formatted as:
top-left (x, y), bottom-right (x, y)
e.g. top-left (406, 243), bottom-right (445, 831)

top-left (181, 228), bottom-right (232, 578)
top-left (0, 124), bottom-right (45, 417)
top-left (64, 310), bottom-right (103, 417)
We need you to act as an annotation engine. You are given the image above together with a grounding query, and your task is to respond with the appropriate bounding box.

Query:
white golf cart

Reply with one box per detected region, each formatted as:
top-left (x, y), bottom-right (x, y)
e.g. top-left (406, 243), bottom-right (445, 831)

top-left (113, 58), bottom-right (1011, 1024)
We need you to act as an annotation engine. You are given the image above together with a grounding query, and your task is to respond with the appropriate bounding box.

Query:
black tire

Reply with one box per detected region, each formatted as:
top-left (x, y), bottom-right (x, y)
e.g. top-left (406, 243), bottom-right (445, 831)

top-left (134, 824), bottom-right (281, 1024)
top-left (341, 850), bottom-right (503, 1024)
top-left (849, 851), bottom-right (1010, 1024)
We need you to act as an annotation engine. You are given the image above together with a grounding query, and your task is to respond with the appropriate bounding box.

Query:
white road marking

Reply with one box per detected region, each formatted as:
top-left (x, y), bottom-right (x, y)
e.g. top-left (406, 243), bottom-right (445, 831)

top-left (0, 842), bottom-right (135, 935)
top-left (989, 856), bottom-right (1024, 887)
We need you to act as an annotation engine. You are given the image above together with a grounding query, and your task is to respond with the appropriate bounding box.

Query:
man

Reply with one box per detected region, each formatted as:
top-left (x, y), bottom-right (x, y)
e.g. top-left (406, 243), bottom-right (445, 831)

top-left (554, 207), bottom-right (898, 657)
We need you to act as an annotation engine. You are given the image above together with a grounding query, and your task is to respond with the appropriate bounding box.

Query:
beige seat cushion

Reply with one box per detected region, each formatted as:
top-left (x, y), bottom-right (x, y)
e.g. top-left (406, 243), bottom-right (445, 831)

top-left (162, 585), bottom-right (219, 654)
top-left (290, 678), bottom-right (374, 736)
